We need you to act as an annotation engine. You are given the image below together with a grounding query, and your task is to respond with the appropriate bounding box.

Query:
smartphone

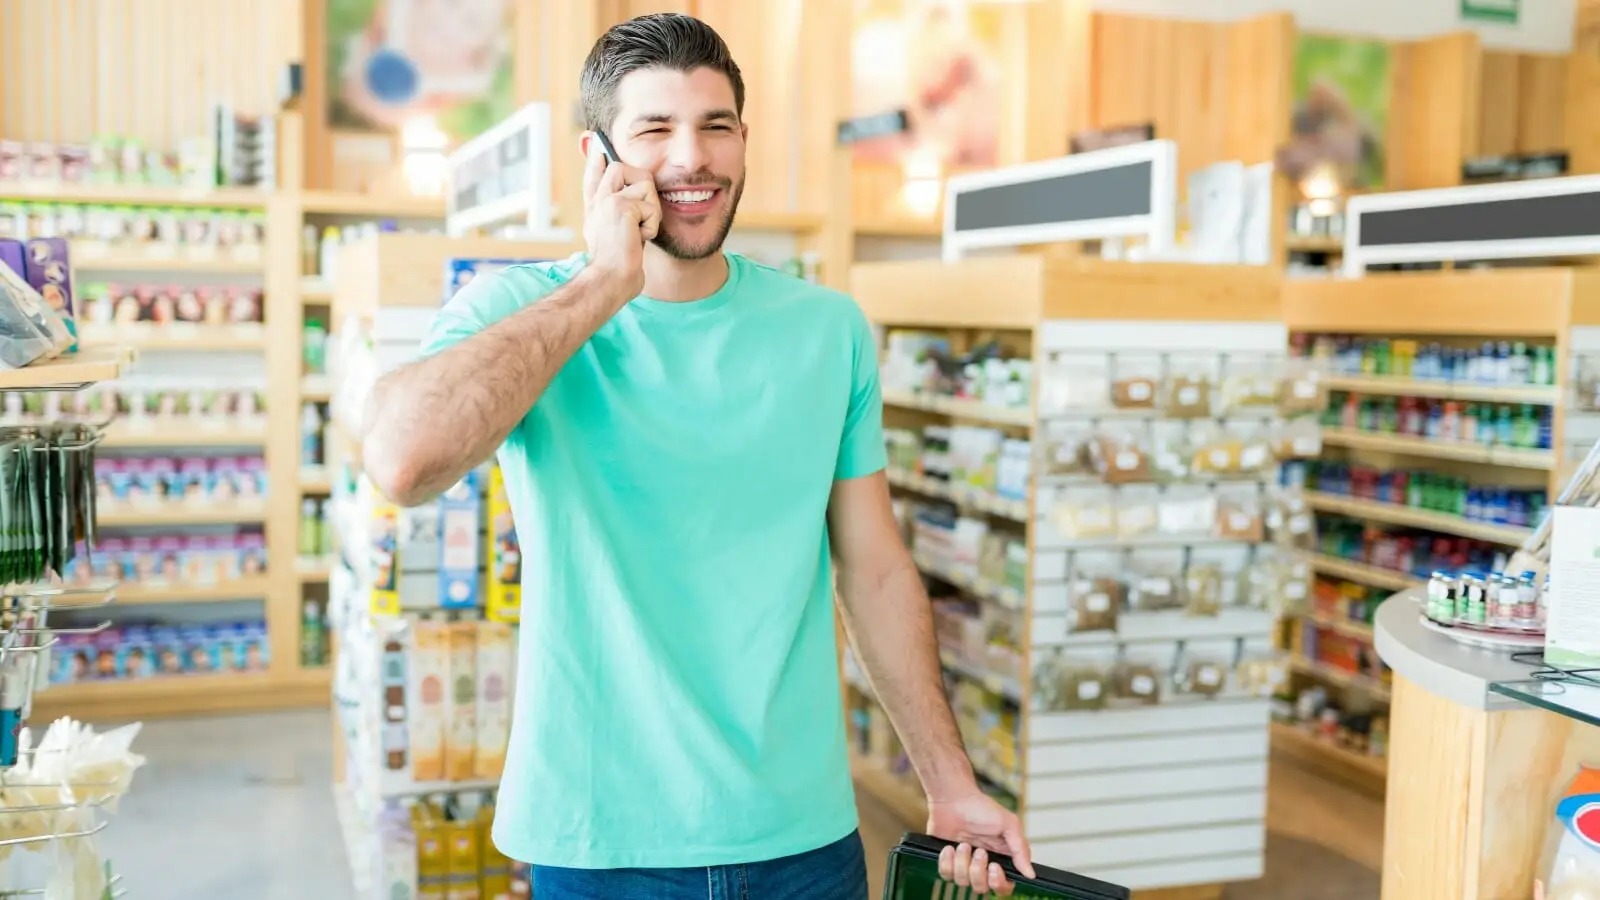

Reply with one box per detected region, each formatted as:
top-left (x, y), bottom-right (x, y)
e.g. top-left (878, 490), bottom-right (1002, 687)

top-left (882, 834), bottom-right (1129, 900)
top-left (593, 129), bottom-right (621, 164)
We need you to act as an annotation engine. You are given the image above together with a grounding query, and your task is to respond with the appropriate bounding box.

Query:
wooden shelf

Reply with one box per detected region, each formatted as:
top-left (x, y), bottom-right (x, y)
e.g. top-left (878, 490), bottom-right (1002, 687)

top-left (1302, 610), bottom-right (1376, 642)
top-left (69, 248), bottom-right (263, 273)
top-left (116, 577), bottom-right (273, 605)
top-left (32, 667), bottom-right (329, 721)
top-left (81, 329), bottom-right (263, 352)
top-left (1286, 235), bottom-right (1344, 254)
top-left (302, 374), bottom-right (332, 401)
top-left (98, 503), bottom-right (268, 527)
top-left (886, 468), bottom-right (1028, 521)
top-left (295, 556), bottom-right (334, 582)
top-left (881, 390), bottom-right (1033, 427)
top-left (1290, 654), bottom-right (1392, 701)
top-left (300, 278), bottom-right (334, 303)
top-left (734, 210), bottom-right (827, 232)
top-left (301, 466), bottom-right (333, 493)
top-left (912, 551), bottom-right (1025, 611)
top-left (103, 424), bottom-right (266, 448)
top-left (0, 182), bottom-right (267, 208)
top-left (1270, 722), bottom-right (1387, 797)
top-left (1322, 374), bottom-right (1557, 406)
top-left (855, 215), bottom-right (942, 238)
top-left (849, 753), bottom-right (928, 826)
top-left (1320, 427), bottom-right (1555, 469)
top-left (1303, 491), bottom-right (1534, 546)
top-left (301, 190), bottom-right (446, 218)
top-left (0, 346), bottom-right (134, 390)
top-left (1299, 551), bottom-right (1424, 593)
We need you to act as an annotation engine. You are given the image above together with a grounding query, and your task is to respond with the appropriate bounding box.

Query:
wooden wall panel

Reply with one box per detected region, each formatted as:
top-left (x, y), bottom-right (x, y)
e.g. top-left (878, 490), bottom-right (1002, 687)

top-left (0, 0), bottom-right (281, 147)
top-left (1573, 0), bottom-right (1600, 174)
top-left (1478, 51), bottom-right (1522, 157)
top-left (1515, 54), bottom-right (1567, 153)
top-left (1388, 32), bottom-right (1482, 190)
top-left (1223, 13), bottom-right (1295, 165)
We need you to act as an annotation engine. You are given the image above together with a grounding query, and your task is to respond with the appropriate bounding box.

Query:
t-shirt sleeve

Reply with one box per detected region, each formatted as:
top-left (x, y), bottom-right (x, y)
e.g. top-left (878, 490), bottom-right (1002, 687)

top-left (835, 304), bottom-right (887, 481)
top-left (420, 265), bottom-right (558, 358)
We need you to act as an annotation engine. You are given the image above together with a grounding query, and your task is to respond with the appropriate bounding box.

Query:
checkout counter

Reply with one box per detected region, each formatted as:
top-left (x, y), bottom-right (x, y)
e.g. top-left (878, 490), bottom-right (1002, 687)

top-left (1374, 590), bottom-right (1600, 900)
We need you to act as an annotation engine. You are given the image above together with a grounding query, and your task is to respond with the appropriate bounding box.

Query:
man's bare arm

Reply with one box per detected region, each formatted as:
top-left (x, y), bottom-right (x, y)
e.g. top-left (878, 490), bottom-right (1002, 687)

top-left (828, 472), bottom-right (976, 799)
top-left (361, 267), bottom-right (632, 506)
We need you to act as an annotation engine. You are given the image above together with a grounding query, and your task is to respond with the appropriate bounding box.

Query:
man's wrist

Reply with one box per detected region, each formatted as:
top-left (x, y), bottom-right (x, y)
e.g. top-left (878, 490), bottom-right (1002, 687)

top-left (575, 262), bottom-right (640, 311)
top-left (920, 756), bottom-right (980, 803)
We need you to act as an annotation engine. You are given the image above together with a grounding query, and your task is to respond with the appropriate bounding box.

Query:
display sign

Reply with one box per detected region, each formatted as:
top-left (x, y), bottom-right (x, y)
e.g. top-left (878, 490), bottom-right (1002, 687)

top-left (942, 140), bottom-right (1177, 261)
top-left (1343, 174), bottom-right (1600, 273)
top-left (836, 110), bottom-right (911, 146)
top-left (1461, 0), bottom-right (1519, 25)
top-left (446, 103), bottom-right (552, 237)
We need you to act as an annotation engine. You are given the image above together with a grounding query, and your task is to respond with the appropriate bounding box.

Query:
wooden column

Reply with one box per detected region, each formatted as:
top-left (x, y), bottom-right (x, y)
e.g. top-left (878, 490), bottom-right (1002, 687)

top-left (1023, 0), bottom-right (1093, 163)
top-left (1569, 0), bottom-right (1600, 174)
top-left (1388, 32), bottom-right (1483, 190)
top-left (798, 0), bottom-right (854, 292)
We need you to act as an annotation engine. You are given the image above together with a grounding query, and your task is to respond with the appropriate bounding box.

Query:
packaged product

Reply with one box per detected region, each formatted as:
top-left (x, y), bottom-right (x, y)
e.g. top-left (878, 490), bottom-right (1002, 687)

top-left (1215, 483), bottom-right (1265, 541)
top-left (1157, 485), bottom-right (1218, 537)
top-left (1039, 351), bottom-right (1112, 414)
top-left (486, 466), bottom-right (522, 624)
top-left (1279, 360), bottom-right (1327, 416)
top-left (1089, 426), bottom-right (1154, 485)
top-left (1273, 416), bottom-right (1324, 459)
top-left (438, 471), bottom-right (483, 609)
top-left (1050, 485), bottom-right (1116, 541)
top-left (1182, 563), bottom-right (1225, 618)
top-left (1544, 766), bottom-right (1600, 899)
top-left (1149, 421), bottom-right (1191, 483)
top-left (1220, 356), bottom-right (1285, 414)
top-left (444, 622), bottom-right (478, 782)
top-left (0, 241), bottom-right (73, 368)
top-left (1039, 421), bottom-right (1093, 477)
top-left (1112, 649), bottom-right (1166, 706)
top-left (1172, 639), bottom-right (1234, 698)
top-left (1127, 566), bottom-right (1182, 612)
top-left (1067, 575), bottom-right (1121, 633)
top-left (1109, 353), bottom-right (1162, 410)
top-left (370, 495), bottom-right (402, 616)
top-left (1163, 353), bottom-right (1217, 419)
top-left (1116, 485), bottom-right (1160, 539)
top-left (1267, 491), bottom-right (1317, 551)
top-left (475, 622), bottom-right (514, 779)
top-left (408, 620), bottom-right (448, 783)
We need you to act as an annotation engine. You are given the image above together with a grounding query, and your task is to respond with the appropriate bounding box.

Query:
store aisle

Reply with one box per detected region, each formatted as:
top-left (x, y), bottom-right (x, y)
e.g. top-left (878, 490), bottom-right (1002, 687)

top-left (96, 709), bottom-right (347, 900)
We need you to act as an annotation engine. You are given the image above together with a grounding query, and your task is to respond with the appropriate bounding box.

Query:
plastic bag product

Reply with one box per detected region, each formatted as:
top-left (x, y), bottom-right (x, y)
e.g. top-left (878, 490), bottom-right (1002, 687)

top-left (0, 260), bottom-right (72, 370)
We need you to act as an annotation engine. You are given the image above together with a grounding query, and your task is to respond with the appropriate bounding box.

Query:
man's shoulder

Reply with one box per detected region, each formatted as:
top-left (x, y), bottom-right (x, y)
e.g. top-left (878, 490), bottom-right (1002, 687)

top-left (730, 254), bottom-right (866, 323)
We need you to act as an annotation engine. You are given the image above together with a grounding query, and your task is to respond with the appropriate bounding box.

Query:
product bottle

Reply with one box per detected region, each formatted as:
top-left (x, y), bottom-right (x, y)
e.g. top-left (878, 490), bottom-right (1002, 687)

top-left (1461, 404), bottom-right (1478, 444)
top-left (301, 225), bottom-right (319, 276)
top-left (299, 498), bottom-right (320, 557)
top-left (319, 226), bottom-right (342, 283)
top-left (303, 319), bottom-right (328, 375)
top-left (1509, 341), bottom-right (1530, 384)
top-left (300, 403), bottom-right (323, 467)
top-left (300, 598), bottom-right (326, 667)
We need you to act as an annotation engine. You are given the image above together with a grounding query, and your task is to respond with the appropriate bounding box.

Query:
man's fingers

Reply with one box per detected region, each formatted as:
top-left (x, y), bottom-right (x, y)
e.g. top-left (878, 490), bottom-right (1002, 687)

top-left (938, 846), bottom-right (955, 882)
top-left (990, 863), bottom-right (1014, 896)
top-left (969, 847), bottom-right (989, 893)
top-left (951, 843), bottom-right (972, 887)
top-left (1003, 823), bottom-right (1035, 879)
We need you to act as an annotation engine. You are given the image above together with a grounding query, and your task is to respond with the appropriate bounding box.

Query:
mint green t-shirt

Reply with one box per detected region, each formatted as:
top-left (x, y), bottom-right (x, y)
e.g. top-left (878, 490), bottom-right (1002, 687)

top-left (421, 251), bottom-right (887, 870)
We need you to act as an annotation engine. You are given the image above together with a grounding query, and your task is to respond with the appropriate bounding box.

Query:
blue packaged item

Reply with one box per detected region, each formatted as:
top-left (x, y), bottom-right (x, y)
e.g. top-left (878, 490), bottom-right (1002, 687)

top-left (437, 471), bottom-right (482, 609)
top-left (443, 258), bottom-right (549, 304)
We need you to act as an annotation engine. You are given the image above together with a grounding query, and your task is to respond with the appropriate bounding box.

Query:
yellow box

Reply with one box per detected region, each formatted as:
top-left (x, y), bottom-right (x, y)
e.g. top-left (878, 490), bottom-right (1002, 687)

top-left (369, 492), bottom-right (401, 616)
top-left (409, 622), bottom-right (449, 783)
top-left (486, 466), bottom-right (522, 623)
top-left (447, 815), bottom-right (482, 900)
top-left (474, 621), bottom-right (514, 780)
top-left (445, 622), bottom-right (478, 782)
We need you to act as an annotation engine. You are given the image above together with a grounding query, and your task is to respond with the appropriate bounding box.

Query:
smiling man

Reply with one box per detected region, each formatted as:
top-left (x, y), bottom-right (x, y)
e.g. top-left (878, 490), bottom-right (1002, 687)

top-left (359, 12), bottom-right (1033, 900)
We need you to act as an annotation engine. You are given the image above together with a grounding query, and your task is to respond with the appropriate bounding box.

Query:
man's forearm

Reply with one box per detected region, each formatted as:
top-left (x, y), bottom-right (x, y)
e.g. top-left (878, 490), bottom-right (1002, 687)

top-left (838, 551), bottom-right (976, 801)
top-left (362, 268), bottom-right (629, 505)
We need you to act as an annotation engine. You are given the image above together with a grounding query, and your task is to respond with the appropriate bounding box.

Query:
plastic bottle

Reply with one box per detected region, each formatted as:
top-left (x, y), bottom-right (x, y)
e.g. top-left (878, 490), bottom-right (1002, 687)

top-left (301, 225), bottom-right (319, 276)
top-left (300, 598), bottom-right (326, 668)
top-left (1461, 404), bottom-right (1478, 443)
top-left (1495, 405), bottom-right (1514, 445)
top-left (303, 318), bottom-right (328, 375)
top-left (319, 226), bottom-right (342, 283)
top-left (300, 403), bottom-right (323, 467)
top-left (298, 498), bottom-right (320, 556)
top-left (1509, 342), bottom-right (1530, 384)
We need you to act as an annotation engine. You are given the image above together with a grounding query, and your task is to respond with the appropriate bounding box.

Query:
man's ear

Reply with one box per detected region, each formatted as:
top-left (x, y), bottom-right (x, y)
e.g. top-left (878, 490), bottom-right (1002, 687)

top-left (578, 132), bottom-right (594, 158)
top-left (741, 123), bottom-right (750, 143)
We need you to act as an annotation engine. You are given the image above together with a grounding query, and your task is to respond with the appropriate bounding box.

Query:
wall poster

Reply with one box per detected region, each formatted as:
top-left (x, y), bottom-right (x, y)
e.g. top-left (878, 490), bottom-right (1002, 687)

top-left (1283, 34), bottom-right (1393, 191)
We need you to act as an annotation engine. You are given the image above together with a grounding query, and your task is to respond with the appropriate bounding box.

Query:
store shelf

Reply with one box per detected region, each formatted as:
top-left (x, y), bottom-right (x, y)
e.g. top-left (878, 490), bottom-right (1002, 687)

top-left (81, 329), bottom-right (263, 352)
top-left (301, 278), bottom-right (334, 303)
top-left (1290, 655), bottom-right (1392, 701)
top-left (1322, 374), bottom-right (1557, 406)
top-left (0, 346), bottom-right (135, 390)
top-left (115, 577), bottom-right (273, 605)
top-left (32, 667), bottom-right (330, 721)
top-left (98, 503), bottom-right (268, 527)
top-left (0, 182), bottom-right (267, 208)
top-left (855, 215), bottom-right (942, 238)
top-left (1303, 610), bottom-right (1376, 642)
top-left (912, 551), bottom-right (1025, 611)
top-left (1298, 551), bottom-right (1424, 593)
top-left (301, 466), bottom-right (333, 493)
top-left (1285, 235), bottom-right (1345, 254)
top-left (103, 424), bottom-right (266, 447)
top-left (301, 190), bottom-right (446, 218)
top-left (938, 649), bottom-right (1023, 703)
top-left (1269, 722), bottom-right (1386, 796)
top-left (849, 753), bottom-right (928, 826)
top-left (296, 556), bottom-right (334, 582)
top-left (881, 390), bottom-right (1033, 427)
top-left (68, 247), bottom-right (263, 273)
top-left (886, 468), bottom-right (1029, 521)
top-left (302, 374), bottom-right (332, 401)
top-left (1303, 491), bottom-right (1534, 546)
top-left (1320, 427), bottom-right (1554, 469)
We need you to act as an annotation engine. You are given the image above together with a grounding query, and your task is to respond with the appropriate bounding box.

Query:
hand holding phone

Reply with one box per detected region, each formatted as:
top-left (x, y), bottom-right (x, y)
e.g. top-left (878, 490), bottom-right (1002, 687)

top-left (581, 129), bottom-right (660, 300)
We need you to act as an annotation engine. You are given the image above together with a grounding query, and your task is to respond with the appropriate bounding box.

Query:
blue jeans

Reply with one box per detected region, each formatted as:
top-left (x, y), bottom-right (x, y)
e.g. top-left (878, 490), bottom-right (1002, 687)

top-left (532, 830), bottom-right (869, 900)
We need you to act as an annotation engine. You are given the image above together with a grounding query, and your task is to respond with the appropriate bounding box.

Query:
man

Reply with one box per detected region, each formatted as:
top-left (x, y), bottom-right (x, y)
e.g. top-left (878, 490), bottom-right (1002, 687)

top-left (361, 12), bottom-right (1033, 899)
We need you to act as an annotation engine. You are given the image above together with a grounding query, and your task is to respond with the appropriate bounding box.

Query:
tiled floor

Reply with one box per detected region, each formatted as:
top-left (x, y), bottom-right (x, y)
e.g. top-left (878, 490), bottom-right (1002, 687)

top-left (89, 709), bottom-right (1380, 899)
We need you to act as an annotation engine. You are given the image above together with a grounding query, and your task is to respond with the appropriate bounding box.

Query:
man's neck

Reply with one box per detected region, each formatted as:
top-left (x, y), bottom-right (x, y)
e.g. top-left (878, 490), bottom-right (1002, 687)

top-left (641, 247), bottom-right (730, 302)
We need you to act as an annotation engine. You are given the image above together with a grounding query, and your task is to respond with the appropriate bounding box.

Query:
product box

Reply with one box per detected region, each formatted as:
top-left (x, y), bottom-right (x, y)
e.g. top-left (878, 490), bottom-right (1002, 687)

top-left (22, 237), bottom-right (76, 351)
top-left (474, 622), bottom-right (514, 780)
top-left (377, 622), bottom-right (410, 786)
top-left (479, 805), bottom-right (513, 900)
top-left (486, 466), bottom-right (521, 624)
top-left (414, 802), bottom-right (450, 900)
top-left (446, 814), bottom-right (481, 899)
top-left (444, 622), bottom-right (478, 782)
top-left (1548, 506), bottom-right (1600, 668)
top-left (438, 472), bottom-right (482, 609)
top-left (0, 239), bottom-right (22, 280)
top-left (371, 499), bottom-right (402, 616)
top-left (408, 620), bottom-right (449, 783)
top-left (376, 804), bottom-right (419, 900)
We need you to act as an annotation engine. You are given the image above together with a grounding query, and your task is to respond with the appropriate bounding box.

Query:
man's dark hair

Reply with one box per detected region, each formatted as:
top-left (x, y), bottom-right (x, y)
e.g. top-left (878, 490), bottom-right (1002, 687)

top-left (580, 13), bottom-right (745, 133)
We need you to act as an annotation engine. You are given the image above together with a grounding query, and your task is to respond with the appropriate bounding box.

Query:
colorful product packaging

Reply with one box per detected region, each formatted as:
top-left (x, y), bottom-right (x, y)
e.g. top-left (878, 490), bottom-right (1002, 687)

top-left (414, 802), bottom-right (450, 900)
top-left (21, 237), bottom-right (76, 351)
top-left (438, 472), bottom-right (482, 609)
top-left (446, 813), bottom-right (481, 899)
top-left (445, 622), bottom-right (478, 782)
top-left (370, 496), bottom-right (402, 616)
top-left (409, 621), bottom-right (448, 783)
top-left (486, 466), bottom-right (521, 624)
top-left (1547, 766), bottom-right (1600, 894)
top-left (378, 622), bottom-right (410, 784)
top-left (376, 804), bottom-right (419, 900)
top-left (474, 622), bottom-right (514, 780)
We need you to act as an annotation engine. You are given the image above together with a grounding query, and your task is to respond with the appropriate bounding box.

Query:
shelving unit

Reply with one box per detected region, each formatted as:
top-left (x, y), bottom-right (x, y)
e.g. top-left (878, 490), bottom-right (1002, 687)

top-left (849, 254), bottom-right (1284, 894)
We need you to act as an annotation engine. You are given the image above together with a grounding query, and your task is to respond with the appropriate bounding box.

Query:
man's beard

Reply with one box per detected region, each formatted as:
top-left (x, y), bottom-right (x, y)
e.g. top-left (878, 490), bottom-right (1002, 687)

top-left (651, 177), bottom-right (745, 261)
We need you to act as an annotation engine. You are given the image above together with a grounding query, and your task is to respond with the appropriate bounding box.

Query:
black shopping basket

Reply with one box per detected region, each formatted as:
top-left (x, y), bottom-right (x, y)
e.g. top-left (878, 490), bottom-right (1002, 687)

top-left (883, 834), bottom-right (1130, 900)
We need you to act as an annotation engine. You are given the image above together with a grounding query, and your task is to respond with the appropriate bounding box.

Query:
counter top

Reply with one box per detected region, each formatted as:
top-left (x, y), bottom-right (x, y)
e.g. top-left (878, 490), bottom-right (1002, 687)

top-left (1372, 590), bottom-right (1537, 709)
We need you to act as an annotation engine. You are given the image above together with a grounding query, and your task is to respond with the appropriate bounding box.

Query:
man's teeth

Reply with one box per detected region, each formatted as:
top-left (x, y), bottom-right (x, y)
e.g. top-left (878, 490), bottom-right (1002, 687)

top-left (664, 190), bottom-right (714, 203)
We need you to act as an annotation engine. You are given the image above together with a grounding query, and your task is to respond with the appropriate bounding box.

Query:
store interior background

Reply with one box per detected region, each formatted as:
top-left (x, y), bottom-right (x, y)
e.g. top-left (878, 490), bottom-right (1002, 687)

top-left (2, 0), bottom-right (1600, 898)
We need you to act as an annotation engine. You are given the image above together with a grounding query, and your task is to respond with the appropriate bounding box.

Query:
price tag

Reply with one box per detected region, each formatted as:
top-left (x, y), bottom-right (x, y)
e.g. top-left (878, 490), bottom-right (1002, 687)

top-left (1293, 379), bottom-right (1317, 399)
top-left (1116, 451), bottom-right (1140, 470)
top-left (1229, 511), bottom-right (1253, 531)
top-left (1131, 674), bottom-right (1155, 695)
top-left (1129, 382), bottom-right (1152, 401)
top-left (1293, 436), bottom-right (1321, 456)
top-left (1289, 513), bottom-right (1313, 534)
top-left (1078, 680), bottom-right (1102, 700)
top-left (1241, 445), bottom-right (1268, 469)
top-left (1178, 386), bottom-right (1200, 406)
top-left (1285, 581), bottom-right (1308, 600)
top-left (1210, 448), bottom-right (1231, 469)
top-left (1198, 666), bottom-right (1222, 687)
top-left (1086, 592), bottom-right (1110, 612)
